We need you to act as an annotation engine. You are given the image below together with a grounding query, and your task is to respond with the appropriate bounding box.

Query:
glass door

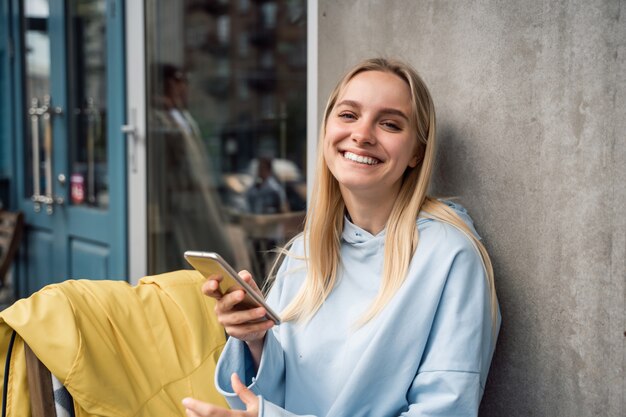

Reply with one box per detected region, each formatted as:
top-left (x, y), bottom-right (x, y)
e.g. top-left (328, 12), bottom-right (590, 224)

top-left (13, 0), bottom-right (126, 295)
top-left (145, 0), bottom-right (308, 285)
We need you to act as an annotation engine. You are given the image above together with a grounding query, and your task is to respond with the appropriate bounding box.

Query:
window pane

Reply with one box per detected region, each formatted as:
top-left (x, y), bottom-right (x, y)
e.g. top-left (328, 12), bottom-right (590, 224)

top-left (146, 0), bottom-right (307, 284)
top-left (67, 0), bottom-right (109, 208)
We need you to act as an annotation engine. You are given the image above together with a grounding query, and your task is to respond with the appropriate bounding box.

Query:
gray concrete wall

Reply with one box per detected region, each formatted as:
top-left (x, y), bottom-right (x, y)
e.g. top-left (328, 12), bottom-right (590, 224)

top-left (317, 1), bottom-right (625, 416)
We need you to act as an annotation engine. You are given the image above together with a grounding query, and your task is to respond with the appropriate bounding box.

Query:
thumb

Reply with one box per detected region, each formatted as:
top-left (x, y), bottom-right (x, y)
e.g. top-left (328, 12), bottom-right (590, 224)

top-left (231, 373), bottom-right (258, 409)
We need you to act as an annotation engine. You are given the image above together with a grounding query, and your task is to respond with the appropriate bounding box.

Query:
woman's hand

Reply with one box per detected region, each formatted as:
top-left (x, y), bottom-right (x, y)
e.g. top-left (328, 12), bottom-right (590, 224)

top-left (202, 270), bottom-right (274, 344)
top-left (182, 373), bottom-right (258, 417)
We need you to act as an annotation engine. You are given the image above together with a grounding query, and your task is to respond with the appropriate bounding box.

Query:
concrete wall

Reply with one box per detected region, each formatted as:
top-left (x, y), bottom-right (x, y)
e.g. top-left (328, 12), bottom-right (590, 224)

top-left (317, 1), bottom-right (625, 416)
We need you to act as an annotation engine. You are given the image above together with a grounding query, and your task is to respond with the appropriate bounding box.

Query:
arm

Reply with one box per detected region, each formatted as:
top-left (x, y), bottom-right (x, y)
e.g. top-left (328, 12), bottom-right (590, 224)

top-left (213, 332), bottom-right (318, 417)
top-left (215, 328), bottom-right (285, 409)
top-left (214, 257), bottom-right (293, 410)
top-left (402, 244), bottom-right (500, 416)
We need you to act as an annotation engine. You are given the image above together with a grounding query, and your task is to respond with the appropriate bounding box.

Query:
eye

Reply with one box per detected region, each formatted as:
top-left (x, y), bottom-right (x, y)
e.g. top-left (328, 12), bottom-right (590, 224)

top-left (381, 121), bottom-right (402, 131)
top-left (338, 111), bottom-right (357, 121)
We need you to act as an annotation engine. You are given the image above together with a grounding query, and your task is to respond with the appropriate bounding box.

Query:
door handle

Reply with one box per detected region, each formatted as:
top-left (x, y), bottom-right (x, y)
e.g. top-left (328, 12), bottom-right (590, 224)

top-left (29, 98), bottom-right (42, 212)
top-left (120, 124), bottom-right (136, 135)
top-left (121, 107), bottom-right (138, 173)
top-left (29, 95), bottom-right (63, 214)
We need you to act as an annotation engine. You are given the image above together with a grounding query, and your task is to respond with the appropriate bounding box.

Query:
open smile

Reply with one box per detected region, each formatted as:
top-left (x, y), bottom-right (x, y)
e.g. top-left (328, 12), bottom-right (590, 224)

top-left (342, 151), bottom-right (381, 166)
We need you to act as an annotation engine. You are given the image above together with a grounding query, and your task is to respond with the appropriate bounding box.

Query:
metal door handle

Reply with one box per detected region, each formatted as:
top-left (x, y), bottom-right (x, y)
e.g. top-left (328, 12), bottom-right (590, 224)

top-left (29, 95), bottom-right (63, 214)
top-left (120, 124), bottom-right (136, 134)
top-left (122, 107), bottom-right (138, 172)
top-left (29, 98), bottom-right (42, 212)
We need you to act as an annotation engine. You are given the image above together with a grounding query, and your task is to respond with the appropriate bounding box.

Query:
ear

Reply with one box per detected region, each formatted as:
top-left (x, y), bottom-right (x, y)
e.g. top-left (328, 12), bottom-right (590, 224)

top-left (408, 144), bottom-right (425, 168)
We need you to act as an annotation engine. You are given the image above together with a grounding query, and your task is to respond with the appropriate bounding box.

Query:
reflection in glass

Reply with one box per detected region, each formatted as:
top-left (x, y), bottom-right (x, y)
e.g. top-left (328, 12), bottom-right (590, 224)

top-left (146, 1), bottom-right (307, 283)
top-left (147, 62), bottom-right (237, 273)
top-left (23, 0), bottom-right (50, 199)
top-left (67, 0), bottom-right (109, 208)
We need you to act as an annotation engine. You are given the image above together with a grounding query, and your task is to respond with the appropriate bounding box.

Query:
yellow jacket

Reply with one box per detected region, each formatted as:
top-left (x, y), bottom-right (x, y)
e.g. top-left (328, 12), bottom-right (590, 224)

top-left (0, 270), bottom-right (228, 416)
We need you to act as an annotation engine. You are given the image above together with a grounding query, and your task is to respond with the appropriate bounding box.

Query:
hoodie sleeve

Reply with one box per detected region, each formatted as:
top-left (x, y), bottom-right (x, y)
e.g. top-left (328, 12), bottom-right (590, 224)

top-left (401, 239), bottom-right (500, 416)
top-left (214, 328), bottom-right (287, 410)
top-left (214, 246), bottom-right (297, 409)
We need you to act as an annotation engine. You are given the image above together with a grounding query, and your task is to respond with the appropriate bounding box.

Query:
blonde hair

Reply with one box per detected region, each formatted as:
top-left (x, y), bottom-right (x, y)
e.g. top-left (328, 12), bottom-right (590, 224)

top-left (275, 58), bottom-right (498, 330)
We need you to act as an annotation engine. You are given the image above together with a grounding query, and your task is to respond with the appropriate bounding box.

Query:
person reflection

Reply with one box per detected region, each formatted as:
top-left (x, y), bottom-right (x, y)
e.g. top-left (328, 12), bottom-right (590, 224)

top-left (149, 63), bottom-right (235, 272)
top-left (245, 157), bottom-right (289, 215)
top-left (244, 156), bottom-right (289, 277)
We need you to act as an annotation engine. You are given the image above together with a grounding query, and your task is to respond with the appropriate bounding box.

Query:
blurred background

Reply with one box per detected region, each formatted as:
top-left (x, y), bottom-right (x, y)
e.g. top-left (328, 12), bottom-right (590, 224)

top-left (0, 0), bottom-right (309, 294)
top-left (145, 0), bottom-right (308, 280)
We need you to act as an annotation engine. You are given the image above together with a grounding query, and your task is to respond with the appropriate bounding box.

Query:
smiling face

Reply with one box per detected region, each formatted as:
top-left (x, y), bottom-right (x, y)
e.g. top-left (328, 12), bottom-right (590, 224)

top-left (323, 70), bottom-right (419, 203)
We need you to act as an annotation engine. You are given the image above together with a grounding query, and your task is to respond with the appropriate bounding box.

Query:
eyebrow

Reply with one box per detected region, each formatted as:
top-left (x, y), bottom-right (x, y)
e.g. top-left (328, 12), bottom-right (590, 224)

top-left (335, 100), bottom-right (410, 121)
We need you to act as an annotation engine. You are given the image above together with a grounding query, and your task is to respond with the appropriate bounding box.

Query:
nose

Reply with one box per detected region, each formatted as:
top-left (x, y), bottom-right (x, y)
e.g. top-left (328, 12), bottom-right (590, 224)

top-left (350, 121), bottom-right (376, 145)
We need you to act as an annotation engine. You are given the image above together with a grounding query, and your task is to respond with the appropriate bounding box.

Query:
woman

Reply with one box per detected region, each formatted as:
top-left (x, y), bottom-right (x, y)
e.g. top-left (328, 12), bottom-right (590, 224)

top-left (183, 58), bottom-right (500, 417)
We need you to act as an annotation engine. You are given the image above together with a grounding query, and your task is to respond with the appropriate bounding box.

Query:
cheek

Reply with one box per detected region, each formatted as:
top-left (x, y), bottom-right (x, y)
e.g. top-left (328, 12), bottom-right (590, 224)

top-left (322, 123), bottom-right (346, 157)
top-left (322, 133), bottom-right (336, 168)
top-left (391, 138), bottom-right (416, 155)
top-left (323, 122), bottom-right (344, 143)
top-left (391, 138), bottom-right (420, 168)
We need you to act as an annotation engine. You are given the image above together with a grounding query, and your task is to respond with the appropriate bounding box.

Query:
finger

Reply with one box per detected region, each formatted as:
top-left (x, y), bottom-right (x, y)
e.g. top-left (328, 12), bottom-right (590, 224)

top-left (182, 397), bottom-right (223, 416)
top-left (184, 409), bottom-right (202, 417)
top-left (201, 275), bottom-right (224, 299)
top-left (224, 319), bottom-right (273, 340)
top-left (216, 289), bottom-right (248, 312)
top-left (218, 306), bottom-right (267, 326)
top-left (231, 373), bottom-right (258, 408)
top-left (238, 270), bottom-right (262, 295)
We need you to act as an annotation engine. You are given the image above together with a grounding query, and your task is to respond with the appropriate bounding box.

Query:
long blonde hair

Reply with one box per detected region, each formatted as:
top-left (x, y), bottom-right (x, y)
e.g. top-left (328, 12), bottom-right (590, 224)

top-left (276, 58), bottom-right (498, 330)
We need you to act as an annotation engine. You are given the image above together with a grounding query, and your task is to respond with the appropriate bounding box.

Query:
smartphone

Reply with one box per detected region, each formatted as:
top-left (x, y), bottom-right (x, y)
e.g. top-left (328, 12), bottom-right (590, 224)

top-left (184, 251), bottom-right (281, 324)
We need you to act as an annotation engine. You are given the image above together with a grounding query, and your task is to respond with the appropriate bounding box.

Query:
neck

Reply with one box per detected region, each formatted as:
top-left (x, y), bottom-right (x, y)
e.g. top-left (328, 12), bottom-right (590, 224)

top-left (340, 186), bottom-right (399, 235)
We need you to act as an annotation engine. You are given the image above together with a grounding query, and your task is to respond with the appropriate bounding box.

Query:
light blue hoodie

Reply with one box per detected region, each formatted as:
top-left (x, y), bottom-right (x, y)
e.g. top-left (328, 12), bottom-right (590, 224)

top-left (216, 202), bottom-right (501, 416)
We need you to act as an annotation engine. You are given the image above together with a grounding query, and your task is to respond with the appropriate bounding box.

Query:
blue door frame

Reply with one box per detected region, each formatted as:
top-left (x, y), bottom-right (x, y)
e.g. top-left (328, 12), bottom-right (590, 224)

top-left (0, 1), bottom-right (16, 207)
top-left (5, 0), bottom-right (127, 296)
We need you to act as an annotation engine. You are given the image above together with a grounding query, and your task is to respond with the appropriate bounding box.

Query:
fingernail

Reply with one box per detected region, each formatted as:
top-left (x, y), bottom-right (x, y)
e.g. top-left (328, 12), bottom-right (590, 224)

top-left (181, 398), bottom-right (191, 406)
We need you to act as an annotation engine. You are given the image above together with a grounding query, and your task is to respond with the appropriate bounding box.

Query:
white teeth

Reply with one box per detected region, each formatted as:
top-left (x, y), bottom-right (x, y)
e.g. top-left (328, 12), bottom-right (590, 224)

top-left (343, 151), bottom-right (379, 165)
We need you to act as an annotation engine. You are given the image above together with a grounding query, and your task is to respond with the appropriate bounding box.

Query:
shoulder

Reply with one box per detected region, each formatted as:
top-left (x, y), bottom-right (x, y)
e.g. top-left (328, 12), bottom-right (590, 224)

top-left (266, 234), bottom-right (308, 307)
top-left (414, 201), bottom-right (485, 275)
top-left (409, 212), bottom-right (490, 316)
top-left (274, 234), bottom-right (307, 280)
top-left (414, 223), bottom-right (482, 282)
top-left (418, 199), bottom-right (481, 241)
